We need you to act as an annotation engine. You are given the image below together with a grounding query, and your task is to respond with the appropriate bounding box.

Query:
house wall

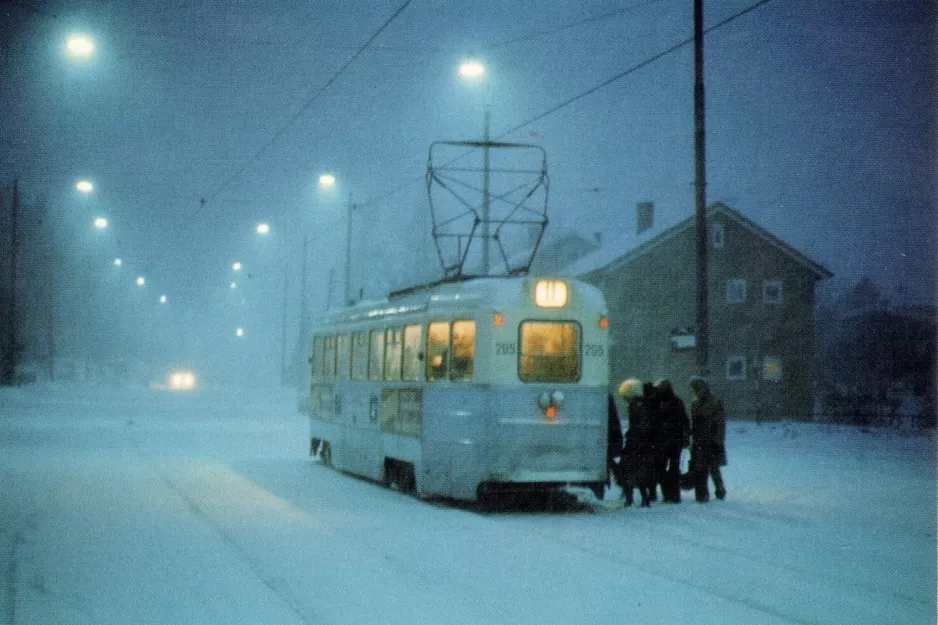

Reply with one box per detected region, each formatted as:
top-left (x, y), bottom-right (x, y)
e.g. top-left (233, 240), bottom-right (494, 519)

top-left (585, 214), bottom-right (820, 421)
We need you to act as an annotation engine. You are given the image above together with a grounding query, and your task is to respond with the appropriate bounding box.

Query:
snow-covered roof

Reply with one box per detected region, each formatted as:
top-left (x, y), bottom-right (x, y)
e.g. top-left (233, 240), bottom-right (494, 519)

top-left (558, 202), bottom-right (833, 280)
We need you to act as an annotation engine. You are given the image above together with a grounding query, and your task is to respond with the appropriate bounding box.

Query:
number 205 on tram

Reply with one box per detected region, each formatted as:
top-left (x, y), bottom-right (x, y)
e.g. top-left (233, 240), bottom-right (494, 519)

top-left (302, 276), bottom-right (611, 503)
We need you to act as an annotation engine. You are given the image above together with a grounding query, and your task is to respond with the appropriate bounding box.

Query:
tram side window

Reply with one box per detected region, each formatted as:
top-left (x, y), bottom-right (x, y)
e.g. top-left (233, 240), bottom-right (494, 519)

top-left (384, 327), bottom-right (403, 381)
top-left (335, 334), bottom-right (351, 380)
top-left (402, 324), bottom-right (423, 381)
top-left (451, 320), bottom-right (475, 381)
top-left (426, 322), bottom-right (449, 381)
top-left (351, 331), bottom-right (368, 380)
top-left (322, 335), bottom-right (337, 379)
top-left (519, 321), bottom-right (580, 383)
top-left (368, 329), bottom-right (384, 380)
top-left (426, 320), bottom-right (476, 382)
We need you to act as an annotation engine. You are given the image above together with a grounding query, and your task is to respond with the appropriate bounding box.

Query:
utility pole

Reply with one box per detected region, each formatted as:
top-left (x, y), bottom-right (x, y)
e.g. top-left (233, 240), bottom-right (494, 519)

top-left (280, 265), bottom-right (289, 386)
top-left (694, 0), bottom-right (710, 376)
top-left (481, 106), bottom-right (491, 275)
top-left (344, 192), bottom-right (355, 306)
top-left (298, 235), bottom-right (309, 385)
top-left (1, 181), bottom-right (19, 386)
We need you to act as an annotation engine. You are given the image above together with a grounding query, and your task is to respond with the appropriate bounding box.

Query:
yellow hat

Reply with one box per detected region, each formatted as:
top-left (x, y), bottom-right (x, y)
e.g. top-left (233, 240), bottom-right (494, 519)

top-left (618, 378), bottom-right (643, 399)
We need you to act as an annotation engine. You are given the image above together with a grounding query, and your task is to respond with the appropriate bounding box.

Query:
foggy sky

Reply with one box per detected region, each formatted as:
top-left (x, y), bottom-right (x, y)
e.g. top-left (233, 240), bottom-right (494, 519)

top-left (2, 0), bottom-right (935, 382)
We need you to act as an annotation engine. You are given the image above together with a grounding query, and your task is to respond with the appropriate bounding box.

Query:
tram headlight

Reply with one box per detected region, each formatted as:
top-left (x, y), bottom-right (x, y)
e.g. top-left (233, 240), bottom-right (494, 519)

top-left (538, 390), bottom-right (563, 420)
top-left (538, 392), bottom-right (551, 410)
top-left (167, 369), bottom-right (197, 391)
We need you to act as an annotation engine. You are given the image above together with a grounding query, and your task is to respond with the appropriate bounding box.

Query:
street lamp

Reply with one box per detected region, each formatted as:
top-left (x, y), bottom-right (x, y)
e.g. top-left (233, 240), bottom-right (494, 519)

top-left (65, 34), bottom-right (95, 59)
top-left (93, 217), bottom-right (107, 230)
top-left (318, 172), bottom-right (355, 306)
top-left (256, 222), bottom-right (270, 235)
top-left (318, 172), bottom-right (336, 188)
top-left (113, 258), bottom-right (121, 266)
top-left (136, 276), bottom-right (145, 287)
top-left (76, 180), bottom-right (94, 193)
top-left (458, 55), bottom-right (491, 275)
top-left (232, 262), bottom-right (242, 272)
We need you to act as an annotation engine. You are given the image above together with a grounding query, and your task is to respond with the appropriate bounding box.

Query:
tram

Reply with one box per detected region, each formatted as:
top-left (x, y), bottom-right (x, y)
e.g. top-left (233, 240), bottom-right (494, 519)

top-left (301, 275), bottom-right (610, 502)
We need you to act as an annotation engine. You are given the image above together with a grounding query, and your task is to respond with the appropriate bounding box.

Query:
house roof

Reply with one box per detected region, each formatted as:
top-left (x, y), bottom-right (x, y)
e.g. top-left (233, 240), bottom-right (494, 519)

top-left (557, 202), bottom-right (833, 280)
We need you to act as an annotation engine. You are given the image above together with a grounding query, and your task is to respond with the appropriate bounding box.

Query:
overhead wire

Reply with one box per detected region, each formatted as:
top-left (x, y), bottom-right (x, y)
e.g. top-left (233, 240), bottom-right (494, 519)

top-left (141, 0), bottom-right (413, 274)
top-left (200, 0), bottom-right (413, 208)
top-left (357, 0), bottom-right (777, 211)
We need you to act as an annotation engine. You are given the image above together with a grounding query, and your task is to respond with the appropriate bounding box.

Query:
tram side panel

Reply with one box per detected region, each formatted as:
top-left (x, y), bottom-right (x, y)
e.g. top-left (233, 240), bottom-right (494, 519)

top-left (420, 386), bottom-right (490, 500)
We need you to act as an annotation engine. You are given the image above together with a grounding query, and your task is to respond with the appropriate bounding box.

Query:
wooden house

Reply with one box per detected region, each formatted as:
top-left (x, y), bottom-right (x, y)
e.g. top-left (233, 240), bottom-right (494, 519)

top-left (544, 202), bottom-right (833, 420)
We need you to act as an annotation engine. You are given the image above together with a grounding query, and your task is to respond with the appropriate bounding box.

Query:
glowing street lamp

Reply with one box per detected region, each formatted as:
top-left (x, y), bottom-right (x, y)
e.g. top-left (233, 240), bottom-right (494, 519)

top-left (458, 57), bottom-right (486, 80)
top-left (256, 223), bottom-right (270, 235)
top-left (76, 180), bottom-right (94, 193)
top-left (113, 258), bottom-right (122, 266)
top-left (93, 217), bottom-right (108, 230)
top-left (232, 262), bottom-right (242, 271)
top-left (235, 327), bottom-right (245, 337)
top-left (136, 276), bottom-right (145, 287)
top-left (159, 295), bottom-right (167, 304)
top-left (318, 172), bottom-right (336, 189)
top-left (65, 33), bottom-right (95, 59)
top-left (230, 281), bottom-right (237, 289)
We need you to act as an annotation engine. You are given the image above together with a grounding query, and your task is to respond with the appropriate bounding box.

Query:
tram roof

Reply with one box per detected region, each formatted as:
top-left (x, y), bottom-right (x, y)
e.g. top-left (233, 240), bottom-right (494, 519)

top-left (315, 276), bottom-right (606, 327)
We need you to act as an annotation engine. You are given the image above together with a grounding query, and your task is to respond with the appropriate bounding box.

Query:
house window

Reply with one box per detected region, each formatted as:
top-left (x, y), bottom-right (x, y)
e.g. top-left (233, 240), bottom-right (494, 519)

top-left (726, 279), bottom-right (747, 304)
top-left (763, 279), bottom-right (783, 305)
top-left (726, 356), bottom-right (747, 381)
top-left (762, 356), bottom-right (782, 381)
top-left (712, 222), bottom-right (725, 249)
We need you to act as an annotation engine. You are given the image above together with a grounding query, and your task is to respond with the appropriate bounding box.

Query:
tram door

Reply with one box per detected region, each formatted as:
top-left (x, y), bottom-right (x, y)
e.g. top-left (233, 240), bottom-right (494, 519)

top-left (421, 320), bottom-right (483, 499)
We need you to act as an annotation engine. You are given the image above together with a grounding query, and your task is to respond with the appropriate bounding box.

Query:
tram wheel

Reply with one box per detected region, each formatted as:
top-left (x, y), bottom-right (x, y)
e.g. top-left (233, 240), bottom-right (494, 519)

top-left (320, 441), bottom-right (332, 466)
top-left (399, 464), bottom-right (416, 493)
top-left (384, 459), bottom-right (416, 493)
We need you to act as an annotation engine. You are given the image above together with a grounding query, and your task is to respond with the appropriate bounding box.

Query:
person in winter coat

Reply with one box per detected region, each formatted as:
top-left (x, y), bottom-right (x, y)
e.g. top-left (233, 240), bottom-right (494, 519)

top-left (652, 379), bottom-right (691, 503)
top-left (688, 376), bottom-right (727, 503)
top-left (606, 393), bottom-right (625, 495)
top-left (617, 379), bottom-right (656, 507)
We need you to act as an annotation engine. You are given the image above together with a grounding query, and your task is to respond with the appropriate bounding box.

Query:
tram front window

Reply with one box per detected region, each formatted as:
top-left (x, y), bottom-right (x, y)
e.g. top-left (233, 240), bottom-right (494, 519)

top-left (519, 321), bottom-right (580, 383)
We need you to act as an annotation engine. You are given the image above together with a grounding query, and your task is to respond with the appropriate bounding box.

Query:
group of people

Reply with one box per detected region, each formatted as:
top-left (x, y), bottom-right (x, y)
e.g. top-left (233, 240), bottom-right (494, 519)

top-left (606, 376), bottom-right (726, 506)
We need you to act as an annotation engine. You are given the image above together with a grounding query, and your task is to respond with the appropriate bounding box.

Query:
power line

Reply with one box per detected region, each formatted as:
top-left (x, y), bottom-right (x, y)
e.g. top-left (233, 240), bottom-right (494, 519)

top-left (496, 0), bottom-right (776, 140)
top-left (142, 0), bottom-right (413, 274)
top-left (358, 0), bottom-right (777, 211)
top-left (201, 0), bottom-right (413, 208)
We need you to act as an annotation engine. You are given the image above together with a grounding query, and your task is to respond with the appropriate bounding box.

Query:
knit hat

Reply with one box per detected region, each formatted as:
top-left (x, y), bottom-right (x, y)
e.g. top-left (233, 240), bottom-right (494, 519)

top-left (618, 378), bottom-right (643, 399)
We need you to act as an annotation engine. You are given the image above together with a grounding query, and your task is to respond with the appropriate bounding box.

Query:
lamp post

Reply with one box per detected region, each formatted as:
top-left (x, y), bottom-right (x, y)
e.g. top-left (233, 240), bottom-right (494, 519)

top-left (317, 172), bottom-right (356, 307)
top-left (65, 34), bottom-right (95, 60)
top-left (459, 56), bottom-right (491, 275)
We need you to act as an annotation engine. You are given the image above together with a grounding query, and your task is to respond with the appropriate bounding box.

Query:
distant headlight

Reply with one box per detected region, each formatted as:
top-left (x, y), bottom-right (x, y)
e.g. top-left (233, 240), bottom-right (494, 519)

top-left (167, 369), bottom-right (197, 391)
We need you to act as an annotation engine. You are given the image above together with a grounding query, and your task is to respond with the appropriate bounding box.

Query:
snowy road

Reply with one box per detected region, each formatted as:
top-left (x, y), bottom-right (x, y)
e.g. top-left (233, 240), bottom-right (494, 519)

top-left (1, 385), bottom-right (935, 624)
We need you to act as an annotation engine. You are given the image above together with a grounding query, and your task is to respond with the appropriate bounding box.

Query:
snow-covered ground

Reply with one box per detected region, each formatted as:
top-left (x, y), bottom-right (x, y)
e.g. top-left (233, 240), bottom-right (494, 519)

top-left (1, 384), bottom-right (935, 625)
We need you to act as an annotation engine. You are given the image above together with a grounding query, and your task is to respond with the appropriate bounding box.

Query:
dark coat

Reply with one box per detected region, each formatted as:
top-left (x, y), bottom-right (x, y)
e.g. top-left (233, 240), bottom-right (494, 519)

top-left (690, 391), bottom-right (727, 469)
top-left (607, 394), bottom-right (624, 461)
top-left (622, 397), bottom-right (656, 481)
top-left (655, 387), bottom-right (690, 449)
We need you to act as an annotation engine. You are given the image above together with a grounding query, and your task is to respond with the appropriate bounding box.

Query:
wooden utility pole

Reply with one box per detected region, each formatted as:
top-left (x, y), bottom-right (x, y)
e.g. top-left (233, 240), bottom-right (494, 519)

top-left (1, 181), bottom-right (19, 386)
top-left (694, 0), bottom-right (710, 375)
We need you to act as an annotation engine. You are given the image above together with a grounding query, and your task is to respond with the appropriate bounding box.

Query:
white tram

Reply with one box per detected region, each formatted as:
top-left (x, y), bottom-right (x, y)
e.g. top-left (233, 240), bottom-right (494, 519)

top-left (302, 276), bottom-right (610, 502)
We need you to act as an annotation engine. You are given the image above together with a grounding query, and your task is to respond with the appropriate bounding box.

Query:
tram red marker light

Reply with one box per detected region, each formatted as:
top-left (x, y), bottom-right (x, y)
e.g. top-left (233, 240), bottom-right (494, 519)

top-left (599, 316), bottom-right (609, 329)
top-left (545, 406), bottom-right (558, 419)
top-left (493, 313), bottom-right (504, 327)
